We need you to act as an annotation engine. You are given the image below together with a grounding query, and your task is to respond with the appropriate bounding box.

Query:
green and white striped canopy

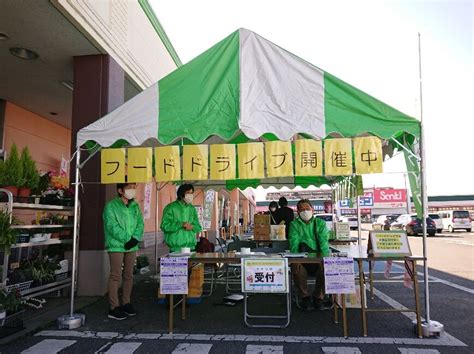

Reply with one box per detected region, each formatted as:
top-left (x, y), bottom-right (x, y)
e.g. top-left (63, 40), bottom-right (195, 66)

top-left (77, 29), bottom-right (420, 189)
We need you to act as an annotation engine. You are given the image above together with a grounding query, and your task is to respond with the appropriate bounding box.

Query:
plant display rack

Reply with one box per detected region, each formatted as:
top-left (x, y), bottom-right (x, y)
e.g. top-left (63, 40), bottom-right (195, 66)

top-left (0, 189), bottom-right (76, 298)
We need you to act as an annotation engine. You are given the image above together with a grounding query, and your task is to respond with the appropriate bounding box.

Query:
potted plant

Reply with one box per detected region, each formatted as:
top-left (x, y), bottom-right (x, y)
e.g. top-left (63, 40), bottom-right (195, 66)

top-left (0, 144), bottom-right (24, 197)
top-left (18, 146), bottom-right (40, 199)
top-left (0, 289), bottom-right (24, 338)
top-left (0, 209), bottom-right (18, 256)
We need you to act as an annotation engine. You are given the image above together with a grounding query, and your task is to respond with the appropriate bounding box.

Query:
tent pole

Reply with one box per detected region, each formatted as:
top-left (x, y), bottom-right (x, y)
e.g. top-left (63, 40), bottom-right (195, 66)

top-left (356, 195), bottom-right (362, 245)
top-left (155, 183), bottom-right (159, 275)
top-left (57, 147), bottom-right (85, 329)
top-left (418, 32), bottom-right (443, 337)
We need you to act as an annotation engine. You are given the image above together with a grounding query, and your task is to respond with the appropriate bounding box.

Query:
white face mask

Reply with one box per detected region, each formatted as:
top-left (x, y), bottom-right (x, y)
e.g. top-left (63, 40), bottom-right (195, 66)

top-left (123, 188), bottom-right (136, 200)
top-left (299, 210), bottom-right (313, 221)
top-left (184, 193), bottom-right (194, 204)
top-left (270, 207), bottom-right (276, 212)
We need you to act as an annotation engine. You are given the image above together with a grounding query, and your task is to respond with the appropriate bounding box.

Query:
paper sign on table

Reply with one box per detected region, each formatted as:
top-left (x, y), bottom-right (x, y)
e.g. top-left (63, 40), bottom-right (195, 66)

top-left (242, 258), bottom-right (289, 293)
top-left (323, 257), bottom-right (356, 294)
top-left (160, 257), bottom-right (188, 294)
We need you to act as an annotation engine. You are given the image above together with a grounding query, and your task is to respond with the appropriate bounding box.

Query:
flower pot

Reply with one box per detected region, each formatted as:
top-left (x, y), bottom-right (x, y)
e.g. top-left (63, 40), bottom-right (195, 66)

top-left (1, 186), bottom-right (18, 197)
top-left (18, 187), bottom-right (31, 198)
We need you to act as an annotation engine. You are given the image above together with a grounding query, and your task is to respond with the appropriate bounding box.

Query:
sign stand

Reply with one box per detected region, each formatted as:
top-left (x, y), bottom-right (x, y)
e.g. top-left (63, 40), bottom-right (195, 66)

top-left (242, 258), bottom-right (290, 328)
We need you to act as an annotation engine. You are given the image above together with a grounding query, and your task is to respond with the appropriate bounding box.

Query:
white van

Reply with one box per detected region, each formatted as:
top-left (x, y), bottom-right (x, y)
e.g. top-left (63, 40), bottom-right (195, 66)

top-left (439, 210), bottom-right (471, 232)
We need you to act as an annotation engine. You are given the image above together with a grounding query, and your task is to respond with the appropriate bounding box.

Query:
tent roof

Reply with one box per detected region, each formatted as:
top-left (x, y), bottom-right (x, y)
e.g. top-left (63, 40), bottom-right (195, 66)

top-left (77, 28), bottom-right (420, 149)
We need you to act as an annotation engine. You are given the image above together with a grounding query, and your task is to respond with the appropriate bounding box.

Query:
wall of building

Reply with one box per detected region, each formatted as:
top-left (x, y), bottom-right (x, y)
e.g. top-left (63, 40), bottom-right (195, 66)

top-left (4, 102), bottom-right (71, 172)
top-left (54, 0), bottom-right (178, 89)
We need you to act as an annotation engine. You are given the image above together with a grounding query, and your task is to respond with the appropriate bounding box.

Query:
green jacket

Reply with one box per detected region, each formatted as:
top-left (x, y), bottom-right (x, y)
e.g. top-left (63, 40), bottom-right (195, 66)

top-left (288, 217), bottom-right (330, 256)
top-left (161, 200), bottom-right (203, 252)
top-left (103, 197), bottom-right (144, 252)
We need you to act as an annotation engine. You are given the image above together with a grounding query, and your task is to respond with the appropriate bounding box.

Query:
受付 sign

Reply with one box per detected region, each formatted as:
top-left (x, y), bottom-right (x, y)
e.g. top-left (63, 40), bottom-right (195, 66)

top-left (242, 258), bottom-right (288, 293)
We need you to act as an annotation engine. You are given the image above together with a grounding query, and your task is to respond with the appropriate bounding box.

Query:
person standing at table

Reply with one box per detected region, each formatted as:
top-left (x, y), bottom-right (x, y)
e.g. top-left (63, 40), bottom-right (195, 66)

top-left (275, 196), bottom-right (294, 238)
top-left (103, 182), bottom-right (144, 320)
top-left (288, 199), bottom-right (331, 311)
top-left (161, 183), bottom-right (202, 252)
top-left (265, 201), bottom-right (280, 225)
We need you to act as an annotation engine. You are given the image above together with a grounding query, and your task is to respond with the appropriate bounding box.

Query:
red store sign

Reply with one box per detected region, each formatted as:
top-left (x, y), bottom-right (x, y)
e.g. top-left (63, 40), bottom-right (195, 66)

top-left (374, 188), bottom-right (407, 203)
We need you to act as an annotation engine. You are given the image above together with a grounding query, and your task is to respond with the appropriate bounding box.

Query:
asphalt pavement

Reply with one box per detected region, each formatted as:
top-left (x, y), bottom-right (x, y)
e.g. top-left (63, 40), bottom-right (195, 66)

top-left (1, 227), bottom-right (473, 353)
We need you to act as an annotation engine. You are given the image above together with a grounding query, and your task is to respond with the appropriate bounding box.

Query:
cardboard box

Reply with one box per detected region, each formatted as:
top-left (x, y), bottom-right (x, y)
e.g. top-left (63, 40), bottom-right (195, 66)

top-left (335, 283), bottom-right (367, 308)
top-left (254, 214), bottom-right (271, 241)
top-left (270, 225), bottom-right (286, 240)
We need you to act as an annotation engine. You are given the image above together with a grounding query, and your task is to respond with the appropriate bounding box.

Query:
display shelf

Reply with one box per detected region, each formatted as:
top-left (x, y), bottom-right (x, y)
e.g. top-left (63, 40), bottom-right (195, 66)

top-left (11, 239), bottom-right (73, 248)
top-left (11, 224), bottom-right (74, 230)
top-left (20, 278), bottom-right (71, 297)
top-left (11, 202), bottom-right (74, 211)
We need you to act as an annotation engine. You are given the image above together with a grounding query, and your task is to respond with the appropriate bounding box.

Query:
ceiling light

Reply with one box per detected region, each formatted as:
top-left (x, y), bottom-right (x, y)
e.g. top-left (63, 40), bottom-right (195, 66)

top-left (61, 80), bottom-right (74, 91)
top-left (0, 33), bottom-right (9, 41)
top-left (9, 47), bottom-right (39, 60)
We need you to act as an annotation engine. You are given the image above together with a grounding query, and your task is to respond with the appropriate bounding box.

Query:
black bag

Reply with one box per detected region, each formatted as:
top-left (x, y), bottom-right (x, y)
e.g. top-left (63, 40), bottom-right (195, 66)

top-left (196, 237), bottom-right (215, 253)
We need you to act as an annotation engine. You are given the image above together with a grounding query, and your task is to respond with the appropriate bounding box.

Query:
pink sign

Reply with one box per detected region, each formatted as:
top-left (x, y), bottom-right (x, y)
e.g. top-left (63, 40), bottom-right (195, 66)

top-left (374, 188), bottom-right (407, 204)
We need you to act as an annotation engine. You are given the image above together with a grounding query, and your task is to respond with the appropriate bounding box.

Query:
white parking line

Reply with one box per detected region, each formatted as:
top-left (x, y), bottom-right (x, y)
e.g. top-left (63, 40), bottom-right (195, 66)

top-left (21, 339), bottom-right (76, 353)
top-left (171, 343), bottom-right (213, 353)
top-left (372, 286), bottom-right (465, 347)
top-left (35, 330), bottom-right (466, 347)
top-left (322, 346), bottom-right (361, 353)
top-left (103, 342), bottom-right (142, 353)
top-left (246, 344), bottom-right (283, 353)
top-left (391, 263), bottom-right (474, 294)
top-left (398, 348), bottom-right (440, 354)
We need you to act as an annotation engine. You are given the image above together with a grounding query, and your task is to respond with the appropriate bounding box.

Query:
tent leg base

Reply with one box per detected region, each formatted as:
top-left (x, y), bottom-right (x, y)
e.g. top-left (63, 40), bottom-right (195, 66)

top-left (413, 320), bottom-right (444, 338)
top-left (57, 314), bottom-right (86, 330)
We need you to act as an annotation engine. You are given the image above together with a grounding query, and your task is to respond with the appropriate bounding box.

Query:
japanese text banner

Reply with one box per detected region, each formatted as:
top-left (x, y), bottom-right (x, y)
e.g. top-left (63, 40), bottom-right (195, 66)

top-left (295, 139), bottom-right (323, 176)
top-left (101, 148), bottom-right (126, 184)
top-left (210, 144), bottom-right (236, 180)
top-left (324, 138), bottom-right (353, 176)
top-left (265, 141), bottom-right (294, 177)
top-left (237, 143), bottom-right (264, 179)
top-left (155, 146), bottom-right (181, 181)
top-left (128, 147), bottom-right (153, 182)
top-left (353, 137), bottom-right (383, 174)
top-left (183, 145), bottom-right (208, 180)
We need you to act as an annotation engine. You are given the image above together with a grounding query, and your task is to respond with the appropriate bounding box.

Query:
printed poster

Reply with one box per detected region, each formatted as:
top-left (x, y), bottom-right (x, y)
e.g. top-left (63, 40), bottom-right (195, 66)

top-left (324, 257), bottom-right (356, 294)
top-left (143, 182), bottom-right (153, 219)
top-left (160, 257), bottom-right (188, 294)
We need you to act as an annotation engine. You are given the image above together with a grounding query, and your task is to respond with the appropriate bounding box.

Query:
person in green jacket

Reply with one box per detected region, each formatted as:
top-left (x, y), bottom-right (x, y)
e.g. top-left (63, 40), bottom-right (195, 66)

top-left (288, 199), bottom-right (331, 311)
top-left (103, 182), bottom-right (144, 320)
top-left (161, 183), bottom-right (202, 252)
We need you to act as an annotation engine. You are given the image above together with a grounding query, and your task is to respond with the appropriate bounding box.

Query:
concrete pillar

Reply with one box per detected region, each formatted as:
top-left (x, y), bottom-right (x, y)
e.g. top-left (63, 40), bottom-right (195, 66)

top-left (71, 55), bottom-right (124, 296)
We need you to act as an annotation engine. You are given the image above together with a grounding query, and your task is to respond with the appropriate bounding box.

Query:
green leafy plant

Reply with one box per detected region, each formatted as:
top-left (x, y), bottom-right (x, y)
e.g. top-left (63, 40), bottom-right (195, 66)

top-left (20, 146), bottom-right (40, 190)
top-left (23, 258), bottom-right (59, 284)
top-left (1, 144), bottom-right (24, 187)
top-left (0, 208), bottom-right (18, 255)
top-left (0, 289), bottom-right (23, 315)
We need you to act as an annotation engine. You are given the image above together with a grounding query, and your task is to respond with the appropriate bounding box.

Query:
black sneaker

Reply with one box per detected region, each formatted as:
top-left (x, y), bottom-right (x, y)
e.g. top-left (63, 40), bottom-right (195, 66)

top-left (314, 297), bottom-right (332, 311)
top-left (122, 303), bottom-right (137, 316)
top-left (323, 296), bottom-right (334, 310)
top-left (108, 307), bottom-right (127, 320)
top-left (301, 296), bottom-right (314, 311)
top-left (313, 298), bottom-right (324, 311)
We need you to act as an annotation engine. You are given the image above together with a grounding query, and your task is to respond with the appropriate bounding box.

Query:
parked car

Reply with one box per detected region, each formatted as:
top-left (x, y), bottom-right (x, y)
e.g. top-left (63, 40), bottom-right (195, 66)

top-left (428, 213), bottom-right (443, 233)
top-left (439, 210), bottom-right (472, 232)
top-left (340, 216), bottom-right (359, 230)
top-left (372, 214), bottom-right (400, 230)
top-left (391, 214), bottom-right (436, 236)
top-left (315, 213), bottom-right (334, 231)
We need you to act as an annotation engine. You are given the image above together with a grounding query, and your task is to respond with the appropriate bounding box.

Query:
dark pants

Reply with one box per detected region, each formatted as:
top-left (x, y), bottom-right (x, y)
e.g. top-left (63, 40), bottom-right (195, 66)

top-left (292, 243), bottom-right (325, 299)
